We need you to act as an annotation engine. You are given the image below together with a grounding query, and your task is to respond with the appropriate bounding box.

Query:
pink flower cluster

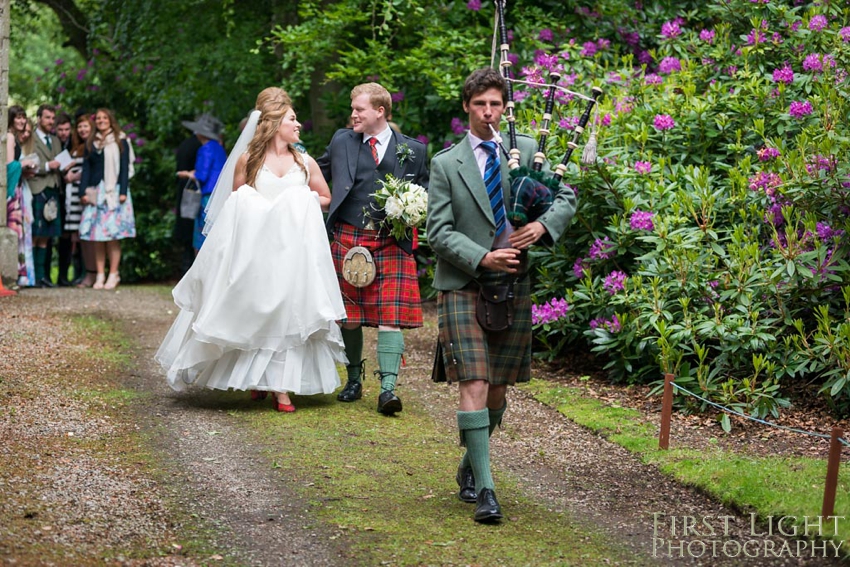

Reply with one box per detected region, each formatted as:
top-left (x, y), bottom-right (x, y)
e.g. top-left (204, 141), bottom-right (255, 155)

top-left (699, 29), bottom-right (715, 43)
top-left (634, 161), bottom-right (652, 174)
top-left (532, 297), bottom-right (570, 325)
top-left (588, 236), bottom-right (615, 260)
top-left (653, 114), bottom-right (675, 131)
top-left (630, 209), bottom-right (655, 231)
top-left (590, 315), bottom-right (621, 333)
top-left (466, 0), bottom-right (481, 10)
top-left (658, 57), bottom-right (681, 74)
top-left (757, 147), bottom-right (780, 161)
top-left (450, 117), bottom-right (466, 135)
top-left (841, 27), bottom-right (850, 42)
top-left (806, 154), bottom-right (836, 176)
top-left (644, 73), bottom-right (663, 85)
top-left (788, 100), bottom-right (813, 119)
top-left (661, 21), bottom-right (682, 39)
top-left (809, 15), bottom-right (828, 32)
top-left (603, 271), bottom-right (627, 294)
top-left (772, 65), bottom-right (794, 84)
top-left (748, 171), bottom-right (782, 196)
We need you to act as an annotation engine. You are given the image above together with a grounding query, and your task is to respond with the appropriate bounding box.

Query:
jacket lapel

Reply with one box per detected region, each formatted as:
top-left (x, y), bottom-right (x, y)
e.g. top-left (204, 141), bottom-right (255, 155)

top-left (346, 130), bottom-right (359, 183)
top-left (456, 136), bottom-right (496, 224)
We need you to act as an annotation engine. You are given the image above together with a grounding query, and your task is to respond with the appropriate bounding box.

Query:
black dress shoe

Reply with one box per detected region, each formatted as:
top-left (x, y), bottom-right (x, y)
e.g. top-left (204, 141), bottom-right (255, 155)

top-left (58, 279), bottom-right (72, 287)
top-left (377, 390), bottom-right (402, 415)
top-left (456, 465), bottom-right (476, 503)
top-left (37, 278), bottom-right (55, 288)
top-left (474, 488), bottom-right (503, 523)
top-left (337, 380), bottom-right (362, 402)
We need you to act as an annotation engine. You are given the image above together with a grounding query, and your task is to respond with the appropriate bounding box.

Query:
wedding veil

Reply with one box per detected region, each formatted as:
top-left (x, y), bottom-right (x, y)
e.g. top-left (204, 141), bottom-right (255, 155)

top-left (202, 109), bottom-right (260, 235)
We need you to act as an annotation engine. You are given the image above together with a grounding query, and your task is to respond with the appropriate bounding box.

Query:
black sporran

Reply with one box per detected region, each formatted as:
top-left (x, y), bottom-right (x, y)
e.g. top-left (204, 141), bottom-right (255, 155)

top-left (475, 283), bottom-right (515, 332)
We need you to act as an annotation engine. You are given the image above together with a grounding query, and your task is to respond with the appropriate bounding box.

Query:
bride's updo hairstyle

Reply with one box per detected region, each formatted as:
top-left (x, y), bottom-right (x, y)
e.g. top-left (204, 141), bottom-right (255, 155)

top-left (245, 87), bottom-right (306, 187)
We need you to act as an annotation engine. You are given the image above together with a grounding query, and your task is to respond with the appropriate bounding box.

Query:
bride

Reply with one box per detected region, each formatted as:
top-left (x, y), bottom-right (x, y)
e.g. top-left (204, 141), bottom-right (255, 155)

top-left (156, 87), bottom-right (347, 412)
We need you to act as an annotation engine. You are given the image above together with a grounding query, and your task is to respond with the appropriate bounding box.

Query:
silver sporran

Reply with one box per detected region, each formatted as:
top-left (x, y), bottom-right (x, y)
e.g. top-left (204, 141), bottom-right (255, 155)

top-left (342, 245), bottom-right (376, 288)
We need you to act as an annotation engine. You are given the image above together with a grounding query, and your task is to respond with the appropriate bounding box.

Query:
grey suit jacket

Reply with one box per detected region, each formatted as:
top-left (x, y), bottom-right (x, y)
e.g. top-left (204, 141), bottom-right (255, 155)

top-left (426, 133), bottom-right (576, 291)
top-left (28, 132), bottom-right (62, 195)
top-left (316, 127), bottom-right (429, 254)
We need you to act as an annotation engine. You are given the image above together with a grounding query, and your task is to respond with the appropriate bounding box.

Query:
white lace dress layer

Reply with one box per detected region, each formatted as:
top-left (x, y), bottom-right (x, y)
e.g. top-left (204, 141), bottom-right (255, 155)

top-left (156, 164), bottom-right (347, 394)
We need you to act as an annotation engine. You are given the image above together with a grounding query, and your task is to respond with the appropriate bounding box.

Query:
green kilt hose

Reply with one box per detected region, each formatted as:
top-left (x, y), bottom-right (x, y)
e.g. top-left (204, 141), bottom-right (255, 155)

top-left (332, 223), bottom-right (423, 328)
top-left (437, 274), bottom-right (531, 385)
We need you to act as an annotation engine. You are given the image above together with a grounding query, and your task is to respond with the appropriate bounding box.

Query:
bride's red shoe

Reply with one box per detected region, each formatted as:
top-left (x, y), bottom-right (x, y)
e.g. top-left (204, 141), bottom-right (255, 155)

top-left (274, 393), bottom-right (295, 412)
top-left (250, 390), bottom-right (268, 401)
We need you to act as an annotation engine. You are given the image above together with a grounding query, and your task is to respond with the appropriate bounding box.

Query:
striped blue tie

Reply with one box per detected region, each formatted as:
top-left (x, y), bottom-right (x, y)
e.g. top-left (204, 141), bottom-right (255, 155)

top-left (480, 141), bottom-right (506, 236)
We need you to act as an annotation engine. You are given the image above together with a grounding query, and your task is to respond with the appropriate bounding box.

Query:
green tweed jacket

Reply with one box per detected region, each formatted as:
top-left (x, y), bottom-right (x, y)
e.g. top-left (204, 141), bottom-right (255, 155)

top-left (426, 132), bottom-right (576, 291)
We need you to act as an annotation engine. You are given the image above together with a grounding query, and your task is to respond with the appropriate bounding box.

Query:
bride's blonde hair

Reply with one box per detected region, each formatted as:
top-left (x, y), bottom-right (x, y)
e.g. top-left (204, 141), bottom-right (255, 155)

top-left (245, 87), bottom-right (306, 187)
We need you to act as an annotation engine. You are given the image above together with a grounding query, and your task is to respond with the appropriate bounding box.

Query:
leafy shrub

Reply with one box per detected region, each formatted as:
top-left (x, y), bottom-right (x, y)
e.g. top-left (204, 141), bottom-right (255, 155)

top-left (519, 1), bottom-right (850, 416)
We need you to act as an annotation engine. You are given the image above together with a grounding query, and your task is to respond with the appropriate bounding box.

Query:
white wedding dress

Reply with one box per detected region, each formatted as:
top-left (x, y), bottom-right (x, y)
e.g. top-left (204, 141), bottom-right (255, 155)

top-left (156, 163), bottom-right (347, 395)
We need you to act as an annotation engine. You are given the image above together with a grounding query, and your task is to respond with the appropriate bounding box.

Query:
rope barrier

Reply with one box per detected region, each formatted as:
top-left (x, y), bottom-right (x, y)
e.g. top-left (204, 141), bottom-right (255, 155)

top-left (671, 381), bottom-right (850, 447)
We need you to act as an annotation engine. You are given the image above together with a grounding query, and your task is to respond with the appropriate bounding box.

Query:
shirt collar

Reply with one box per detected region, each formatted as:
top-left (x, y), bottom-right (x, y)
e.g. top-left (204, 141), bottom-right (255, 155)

top-left (468, 130), bottom-right (500, 152)
top-left (364, 125), bottom-right (393, 147)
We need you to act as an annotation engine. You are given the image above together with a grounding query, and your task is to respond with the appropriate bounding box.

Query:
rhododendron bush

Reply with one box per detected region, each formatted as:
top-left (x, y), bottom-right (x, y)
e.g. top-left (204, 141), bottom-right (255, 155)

top-left (508, 1), bottom-right (850, 417)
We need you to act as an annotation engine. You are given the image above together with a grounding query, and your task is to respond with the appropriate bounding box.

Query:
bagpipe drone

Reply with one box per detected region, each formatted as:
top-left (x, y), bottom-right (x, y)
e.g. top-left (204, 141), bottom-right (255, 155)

top-left (490, 0), bottom-right (603, 228)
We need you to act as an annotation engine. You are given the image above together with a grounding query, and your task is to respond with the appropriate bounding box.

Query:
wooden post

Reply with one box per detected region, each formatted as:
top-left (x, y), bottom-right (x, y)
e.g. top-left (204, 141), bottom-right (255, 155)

top-left (659, 373), bottom-right (675, 450)
top-left (822, 426), bottom-right (843, 518)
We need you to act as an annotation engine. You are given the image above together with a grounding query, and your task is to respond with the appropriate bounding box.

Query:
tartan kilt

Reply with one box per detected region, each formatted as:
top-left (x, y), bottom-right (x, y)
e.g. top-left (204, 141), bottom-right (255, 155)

top-left (331, 223), bottom-right (423, 328)
top-left (32, 188), bottom-right (62, 238)
top-left (436, 275), bottom-right (532, 385)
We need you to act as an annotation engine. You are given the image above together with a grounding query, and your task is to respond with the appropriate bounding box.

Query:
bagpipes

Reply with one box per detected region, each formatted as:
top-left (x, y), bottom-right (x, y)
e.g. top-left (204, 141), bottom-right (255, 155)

top-left (491, 0), bottom-right (604, 227)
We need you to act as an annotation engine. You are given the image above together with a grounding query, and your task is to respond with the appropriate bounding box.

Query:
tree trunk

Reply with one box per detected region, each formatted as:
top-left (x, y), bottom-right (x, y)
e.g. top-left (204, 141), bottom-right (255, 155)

top-left (34, 0), bottom-right (88, 58)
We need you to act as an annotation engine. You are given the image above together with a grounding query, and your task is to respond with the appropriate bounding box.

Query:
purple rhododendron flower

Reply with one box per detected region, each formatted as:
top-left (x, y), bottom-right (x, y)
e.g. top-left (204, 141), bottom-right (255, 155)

top-left (588, 237), bottom-right (615, 261)
top-left (803, 53), bottom-right (823, 72)
top-left (772, 65), bottom-right (794, 84)
top-left (450, 117), bottom-right (466, 135)
top-left (559, 116), bottom-right (579, 130)
top-left (757, 147), bottom-right (781, 161)
top-left (589, 315), bottom-right (621, 333)
top-left (700, 29), bottom-right (715, 43)
top-left (653, 114), bottom-right (675, 130)
top-left (661, 21), bottom-right (681, 39)
top-left (538, 28), bottom-right (554, 42)
top-left (603, 271), bottom-right (627, 294)
top-left (644, 73), bottom-right (663, 85)
top-left (466, 0), bottom-right (481, 10)
top-left (573, 258), bottom-right (587, 279)
top-left (806, 154), bottom-right (836, 175)
top-left (658, 57), bottom-right (681, 74)
top-left (809, 15), bottom-right (828, 32)
top-left (531, 297), bottom-right (570, 325)
top-left (841, 27), bottom-right (850, 42)
top-left (789, 100), bottom-right (813, 119)
top-left (634, 161), bottom-right (652, 174)
top-left (391, 91), bottom-right (404, 103)
top-left (597, 38), bottom-right (611, 50)
top-left (748, 171), bottom-right (783, 196)
top-left (630, 210), bottom-right (655, 231)
top-left (581, 42), bottom-right (597, 57)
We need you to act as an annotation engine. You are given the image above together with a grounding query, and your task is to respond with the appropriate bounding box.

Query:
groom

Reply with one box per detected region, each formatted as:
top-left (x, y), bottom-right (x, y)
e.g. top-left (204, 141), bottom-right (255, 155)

top-left (317, 82), bottom-right (429, 416)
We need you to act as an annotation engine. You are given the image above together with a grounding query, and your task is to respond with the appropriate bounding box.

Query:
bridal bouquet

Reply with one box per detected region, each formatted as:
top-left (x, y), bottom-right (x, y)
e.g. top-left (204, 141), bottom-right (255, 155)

top-left (372, 174), bottom-right (428, 240)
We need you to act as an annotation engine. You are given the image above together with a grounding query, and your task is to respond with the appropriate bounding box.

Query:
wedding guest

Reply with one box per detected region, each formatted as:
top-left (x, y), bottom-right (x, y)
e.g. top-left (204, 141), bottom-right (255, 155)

top-left (156, 87), bottom-right (346, 412)
top-left (176, 114), bottom-right (227, 252)
top-left (54, 111), bottom-right (76, 286)
top-left (64, 115), bottom-right (94, 287)
top-left (29, 104), bottom-right (63, 288)
top-left (173, 131), bottom-right (201, 274)
top-left (79, 108), bottom-right (136, 290)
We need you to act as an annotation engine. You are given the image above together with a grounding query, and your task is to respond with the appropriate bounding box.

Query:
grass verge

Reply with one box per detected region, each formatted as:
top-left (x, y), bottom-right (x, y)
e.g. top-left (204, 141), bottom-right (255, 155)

top-left (520, 379), bottom-right (850, 547)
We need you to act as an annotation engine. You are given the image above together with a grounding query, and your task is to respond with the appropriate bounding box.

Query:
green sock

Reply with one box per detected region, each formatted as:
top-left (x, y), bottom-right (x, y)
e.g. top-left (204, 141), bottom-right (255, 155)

top-left (376, 330), bottom-right (404, 392)
top-left (341, 327), bottom-right (364, 383)
top-left (460, 401), bottom-right (507, 470)
top-left (457, 409), bottom-right (494, 493)
top-left (33, 247), bottom-right (46, 283)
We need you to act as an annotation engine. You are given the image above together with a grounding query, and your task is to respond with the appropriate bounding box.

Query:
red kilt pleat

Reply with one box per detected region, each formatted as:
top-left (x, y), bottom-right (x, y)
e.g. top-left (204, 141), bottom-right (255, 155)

top-left (331, 223), bottom-right (423, 328)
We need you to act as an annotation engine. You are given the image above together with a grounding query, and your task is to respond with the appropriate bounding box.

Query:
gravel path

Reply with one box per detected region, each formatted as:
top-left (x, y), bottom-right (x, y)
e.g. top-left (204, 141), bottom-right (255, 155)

top-left (1, 286), bottom-right (844, 566)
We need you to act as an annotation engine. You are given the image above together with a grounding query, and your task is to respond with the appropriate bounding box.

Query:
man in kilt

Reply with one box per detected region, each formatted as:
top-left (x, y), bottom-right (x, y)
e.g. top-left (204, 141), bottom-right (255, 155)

top-left (30, 104), bottom-right (64, 288)
top-left (317, 82), bottom-right (429, 415)
top-left (426, 68), bottom-right (576, 523)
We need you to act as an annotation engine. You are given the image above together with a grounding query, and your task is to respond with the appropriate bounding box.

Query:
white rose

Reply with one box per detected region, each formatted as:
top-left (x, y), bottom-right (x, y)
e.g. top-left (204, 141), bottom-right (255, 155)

top-left (384, 195), bottom-right (404, 219)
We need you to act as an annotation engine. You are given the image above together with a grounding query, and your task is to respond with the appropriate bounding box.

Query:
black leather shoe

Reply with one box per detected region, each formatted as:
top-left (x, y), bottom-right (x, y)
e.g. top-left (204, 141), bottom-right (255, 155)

top-left (474, 488), bottom-right (503, 523)
top-left (377, 390), bottom-right (402, 415)
top-left (37, 278), bottom-right (55, 288)
top-left (58, 278), bottom-right (72, 287)
top-left (456, 465), bottom-right (476, 503)
top-left (337, 380), bottom-right (362, 402)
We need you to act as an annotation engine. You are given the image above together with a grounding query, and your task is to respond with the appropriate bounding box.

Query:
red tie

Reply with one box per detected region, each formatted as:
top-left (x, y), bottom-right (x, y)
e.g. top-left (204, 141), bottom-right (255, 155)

top-left (368, 137), bottom-right (379, 165)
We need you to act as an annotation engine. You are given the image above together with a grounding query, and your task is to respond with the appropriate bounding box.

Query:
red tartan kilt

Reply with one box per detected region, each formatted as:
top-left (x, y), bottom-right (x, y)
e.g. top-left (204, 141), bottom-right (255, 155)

top-left (332, 224), bottom-right (423, 328)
